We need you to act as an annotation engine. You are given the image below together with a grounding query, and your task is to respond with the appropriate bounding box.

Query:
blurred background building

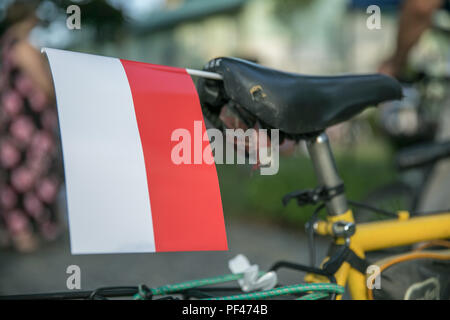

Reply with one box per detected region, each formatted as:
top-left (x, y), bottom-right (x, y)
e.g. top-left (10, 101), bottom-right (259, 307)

top-left (11, 0), bottom-right (446, 73)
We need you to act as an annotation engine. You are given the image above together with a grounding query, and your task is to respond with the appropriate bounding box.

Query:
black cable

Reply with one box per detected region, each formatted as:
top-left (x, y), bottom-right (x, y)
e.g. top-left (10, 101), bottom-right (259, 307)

top-left (348, 200), bottom-right (398, 218)
top-left (88, 286), bottom-right (140, 300)
top-left (269, 261), bottom-right (336, 284)
top-left (269, 261), bottom-right (337, 300)
top-left (0, 286), bottom-right (139, 300)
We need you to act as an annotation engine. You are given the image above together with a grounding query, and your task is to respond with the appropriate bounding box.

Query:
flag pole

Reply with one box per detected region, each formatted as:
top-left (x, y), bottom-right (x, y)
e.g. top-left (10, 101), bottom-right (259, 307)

top-left (186, 68), bottom-right (223, 80)
top-left (41, 48), bottom-right (223, 81)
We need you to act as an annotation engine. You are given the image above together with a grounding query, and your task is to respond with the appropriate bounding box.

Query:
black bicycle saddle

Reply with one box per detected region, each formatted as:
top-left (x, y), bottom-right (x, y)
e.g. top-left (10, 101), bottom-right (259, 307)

top-left (202, 57), bottom-right (403, 136)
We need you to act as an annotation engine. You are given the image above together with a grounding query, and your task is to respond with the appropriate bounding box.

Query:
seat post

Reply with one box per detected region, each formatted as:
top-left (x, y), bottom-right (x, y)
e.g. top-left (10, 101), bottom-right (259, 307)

top-left (306, 133), bottom-right (348, 216)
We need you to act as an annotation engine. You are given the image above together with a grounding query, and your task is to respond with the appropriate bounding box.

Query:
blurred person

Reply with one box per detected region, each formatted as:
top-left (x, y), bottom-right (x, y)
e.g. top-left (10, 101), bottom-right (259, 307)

top-left (0, 1), bottom-right (62, 252)
top-left (378, 0), bottom-right (450, 213)
top-left (379, 0), bottom-right (449, 77)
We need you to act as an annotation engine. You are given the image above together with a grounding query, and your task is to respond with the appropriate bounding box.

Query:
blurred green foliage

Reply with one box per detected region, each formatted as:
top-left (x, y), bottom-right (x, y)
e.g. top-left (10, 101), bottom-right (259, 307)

top-left (217, 138), bottom-right (396, 228)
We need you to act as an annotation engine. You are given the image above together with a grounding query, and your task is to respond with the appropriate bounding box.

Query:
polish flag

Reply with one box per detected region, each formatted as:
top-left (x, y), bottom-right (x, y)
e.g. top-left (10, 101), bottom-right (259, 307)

top-left (43, 48), bottom-right (227, 254)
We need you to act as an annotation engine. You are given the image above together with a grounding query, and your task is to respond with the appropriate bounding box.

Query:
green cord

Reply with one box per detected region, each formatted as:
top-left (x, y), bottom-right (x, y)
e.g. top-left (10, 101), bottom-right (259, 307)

top-left (134, 273), bottom-right (344, 300)
top-left (152, 273), bottom-right (248, 295)
top-left (296, 292), bottom-right (330, 300)
top-left (203, 283), bottom-right (344, 300)
top-left (134, 273), bottom-right (249, 300)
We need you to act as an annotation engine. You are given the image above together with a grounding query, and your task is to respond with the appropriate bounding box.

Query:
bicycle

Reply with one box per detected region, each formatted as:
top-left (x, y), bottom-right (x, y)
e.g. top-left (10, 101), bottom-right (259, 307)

top-left (355, 70), bottom-right (450, 223)
top-left (354, 18), bottom-right (450, 223)
top-left (1, 57), bottom-right (449, 300)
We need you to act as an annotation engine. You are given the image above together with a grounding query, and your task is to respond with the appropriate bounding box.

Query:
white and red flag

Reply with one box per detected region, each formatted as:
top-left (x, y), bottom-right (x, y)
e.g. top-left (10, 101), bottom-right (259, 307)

top-left (43, 48), bottom-right (227, 254)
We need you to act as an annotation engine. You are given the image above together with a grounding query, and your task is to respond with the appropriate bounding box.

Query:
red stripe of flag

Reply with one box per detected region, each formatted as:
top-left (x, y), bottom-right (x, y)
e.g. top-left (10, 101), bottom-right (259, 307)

top-left (120, 59), bottom-right (227, 252)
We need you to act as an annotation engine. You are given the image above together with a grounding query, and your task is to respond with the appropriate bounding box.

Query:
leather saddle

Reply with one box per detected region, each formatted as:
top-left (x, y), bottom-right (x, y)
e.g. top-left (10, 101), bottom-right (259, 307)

top-left (204, 57), bottom-right (403, 136)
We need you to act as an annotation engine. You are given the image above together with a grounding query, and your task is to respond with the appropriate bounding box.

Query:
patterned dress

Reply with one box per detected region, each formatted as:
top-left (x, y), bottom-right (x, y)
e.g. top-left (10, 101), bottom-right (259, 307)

top-left (0, 32), bottom-right (62, 249)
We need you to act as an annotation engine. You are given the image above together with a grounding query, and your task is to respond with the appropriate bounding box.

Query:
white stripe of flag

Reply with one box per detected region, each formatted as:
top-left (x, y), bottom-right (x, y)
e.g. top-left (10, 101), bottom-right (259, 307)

top-left (44, 48), bottom-right (227, 254)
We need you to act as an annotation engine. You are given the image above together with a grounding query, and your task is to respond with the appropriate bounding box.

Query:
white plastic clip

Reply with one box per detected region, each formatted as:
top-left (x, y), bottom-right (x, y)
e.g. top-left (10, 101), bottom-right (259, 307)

top-left (228, 254), bottom-right (277, 292)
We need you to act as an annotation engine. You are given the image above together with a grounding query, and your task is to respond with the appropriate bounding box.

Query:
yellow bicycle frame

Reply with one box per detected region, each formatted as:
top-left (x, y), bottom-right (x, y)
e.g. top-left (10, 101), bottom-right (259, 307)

top-left (308, 209), bottom-right (450, 300)
top-left (302, 132), bottom-right (450, 299)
